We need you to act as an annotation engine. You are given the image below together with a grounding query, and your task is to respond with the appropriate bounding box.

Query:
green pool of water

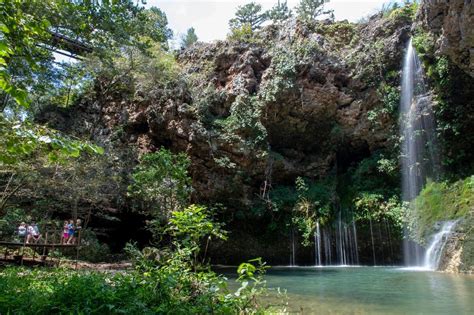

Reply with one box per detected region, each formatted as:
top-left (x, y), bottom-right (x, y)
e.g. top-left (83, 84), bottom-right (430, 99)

top-left (220, 266), bottom-right (474, 314)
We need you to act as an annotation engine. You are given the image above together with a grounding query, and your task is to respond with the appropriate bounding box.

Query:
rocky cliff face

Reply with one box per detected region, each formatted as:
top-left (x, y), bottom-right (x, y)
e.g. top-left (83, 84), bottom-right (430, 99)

top-left (54, 14), bottom-right (410, 209)
top-left (418, 0), bottom-right (473, 77)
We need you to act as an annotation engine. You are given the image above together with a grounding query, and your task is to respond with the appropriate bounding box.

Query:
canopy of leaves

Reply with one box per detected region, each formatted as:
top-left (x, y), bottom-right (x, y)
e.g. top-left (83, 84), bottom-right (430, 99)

top-left (181, 27), bottom-right (198, 49)
top-left (268, 0), bottom-right (292, 23)
top-left (229, 2), bottom-right (268, 31)
top-left (128, 149), bottom-right (192, 219)
top-left (296, 0), bottom-right (334, 21)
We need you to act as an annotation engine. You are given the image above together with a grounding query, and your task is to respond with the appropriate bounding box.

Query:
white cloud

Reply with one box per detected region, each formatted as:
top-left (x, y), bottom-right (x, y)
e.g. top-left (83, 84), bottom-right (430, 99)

top-left (146, 0), bottom-right (392, 43)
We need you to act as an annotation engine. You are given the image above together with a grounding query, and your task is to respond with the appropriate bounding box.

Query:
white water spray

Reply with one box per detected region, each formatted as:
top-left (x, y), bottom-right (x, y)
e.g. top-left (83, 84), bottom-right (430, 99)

top-left (423, 221), bottom-right (457, 270)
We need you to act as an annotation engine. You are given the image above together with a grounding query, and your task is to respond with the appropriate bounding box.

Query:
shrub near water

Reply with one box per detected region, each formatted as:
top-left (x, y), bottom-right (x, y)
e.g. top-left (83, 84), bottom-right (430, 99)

top-left (0, 258), bottom-right (270, 314)
top-left (0, 204), bottom-right (273, 314)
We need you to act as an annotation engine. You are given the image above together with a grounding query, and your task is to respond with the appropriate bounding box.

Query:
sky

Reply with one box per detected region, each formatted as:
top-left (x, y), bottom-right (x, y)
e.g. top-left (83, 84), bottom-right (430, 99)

top-left (146, 0), bottom-right (395, 43)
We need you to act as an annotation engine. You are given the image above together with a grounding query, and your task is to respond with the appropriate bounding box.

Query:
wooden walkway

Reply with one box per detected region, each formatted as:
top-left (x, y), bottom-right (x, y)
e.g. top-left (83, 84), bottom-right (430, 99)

top-left (0, 230), bottom-right (82, 268)
top-left (0, 241), bottom-right (78, 248)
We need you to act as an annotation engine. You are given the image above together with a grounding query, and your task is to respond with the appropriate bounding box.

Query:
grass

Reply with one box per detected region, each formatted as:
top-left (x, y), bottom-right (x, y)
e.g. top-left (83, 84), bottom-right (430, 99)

top-left (413, 176), bottom-right (474, 240)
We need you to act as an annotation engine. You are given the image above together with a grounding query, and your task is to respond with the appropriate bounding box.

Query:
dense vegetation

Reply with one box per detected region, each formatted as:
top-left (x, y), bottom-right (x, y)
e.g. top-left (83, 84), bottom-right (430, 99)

top-left (0, 0), bottom-right (473, 313)
top-left (0, 205), bottom-right (273, 314)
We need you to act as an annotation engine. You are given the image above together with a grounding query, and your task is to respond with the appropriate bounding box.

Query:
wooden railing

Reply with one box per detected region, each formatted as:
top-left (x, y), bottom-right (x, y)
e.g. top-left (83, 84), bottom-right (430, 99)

top-left (0, 229), bottom-right (82, 267)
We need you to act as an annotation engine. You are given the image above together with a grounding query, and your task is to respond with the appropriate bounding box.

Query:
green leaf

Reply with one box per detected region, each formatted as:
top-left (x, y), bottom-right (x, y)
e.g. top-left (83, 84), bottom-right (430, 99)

top-left (12, 88), bottom-right (29, 107)
top-left (0, 23), bottom-right (10, 34)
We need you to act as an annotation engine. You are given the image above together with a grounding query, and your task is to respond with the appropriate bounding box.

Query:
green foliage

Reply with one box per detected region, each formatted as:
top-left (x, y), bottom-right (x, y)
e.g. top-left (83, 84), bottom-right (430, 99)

top-left (259, 45), bottom-right (298, 102)
top-left (290, 177), bottom-right (333, 246)
top-left (368, 82), bottom-right (400, 125)
top-left (166, 204), bottom-right (228, 256)
top-left (268, 0), bottom-right (292, 23)
top-left (86, 41), bottom-right (180, 101)
top-left (0, 207), bottom-right (26, 240)
top-left (410, 176), bottom-right (474, 241)
top-left (181, 27), bottom-right (198, 49)
top-left (228, 23), bottom-right (256, 43)
top-left (296, 0), bottom-right (334, 21)
top-left (329, 151), bottom-right (404, 229)
top-left (128, 149), bottom-right (191, 222)
top-left (382, 1), bottom-right (418, 21)
top-left (354, 193), bottom-right (405, 228)
top-left (0, 117), bottom-right (104, 165)
top-left (412, 29), bottom-right (436, 61)
top-left (216, 95), bottom-right (267, 149)
top-left (0, 0), bottom-right (50, 108)
top-left (314, 21), bottom-right (355, 48)
top-left (0, 197), bottom-right (273, 314)
top-left (0, 262), bottom-right (270, 314)
top-left (77, 229), bottom-right (112, 263)
top-left (229, 2), bottom-right (268, 31)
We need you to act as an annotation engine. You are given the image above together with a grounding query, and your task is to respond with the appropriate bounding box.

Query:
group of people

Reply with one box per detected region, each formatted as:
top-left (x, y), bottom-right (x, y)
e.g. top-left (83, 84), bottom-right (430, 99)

top-left (61, 219), bottom-right (82, 245)
top-left (17, 219), bottom-right (82, 245)
top-left (17, 221), bottom-right (41, 244)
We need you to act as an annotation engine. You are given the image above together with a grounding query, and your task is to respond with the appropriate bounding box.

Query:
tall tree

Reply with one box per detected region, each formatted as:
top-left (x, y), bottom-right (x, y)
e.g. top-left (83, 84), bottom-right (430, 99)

top-left (181, 27), bottom-right (198, 49)
top-left (268, 0), bottom-right (292, 23)
top-left (296, 0), bottom-right (334, 21)
top-left (229, 2), bottom-right (268, 31)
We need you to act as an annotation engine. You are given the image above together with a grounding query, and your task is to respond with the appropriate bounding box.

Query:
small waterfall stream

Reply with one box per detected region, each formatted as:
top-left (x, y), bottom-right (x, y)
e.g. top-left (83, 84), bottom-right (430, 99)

top-left (423, 221), bottom-right (457, 270)
top-left (315, 221), bottom-right (322, 266)
top-left (291, 229), bottom-right (296, 266)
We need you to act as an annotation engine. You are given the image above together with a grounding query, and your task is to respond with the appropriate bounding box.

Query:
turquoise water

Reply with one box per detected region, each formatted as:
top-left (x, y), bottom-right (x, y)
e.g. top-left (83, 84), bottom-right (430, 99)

top-left (221, 266), bottom-right (474, 314)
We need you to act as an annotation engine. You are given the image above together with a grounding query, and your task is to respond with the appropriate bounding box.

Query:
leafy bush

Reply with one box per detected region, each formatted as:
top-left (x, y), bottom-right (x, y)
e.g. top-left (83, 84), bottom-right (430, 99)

top-left (0, 259), bottom-right (271, 314)
top-left (228, 24), bottom-right (256, 43)
top-left (128, 149), bottom-right (192, 223)
top-left (379, 1), bottom-right (418, 21)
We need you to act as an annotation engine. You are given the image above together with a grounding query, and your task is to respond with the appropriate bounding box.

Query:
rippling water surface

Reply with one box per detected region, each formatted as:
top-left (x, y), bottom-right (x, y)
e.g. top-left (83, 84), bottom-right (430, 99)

top-left (218, 266), bottom-right (474, 314)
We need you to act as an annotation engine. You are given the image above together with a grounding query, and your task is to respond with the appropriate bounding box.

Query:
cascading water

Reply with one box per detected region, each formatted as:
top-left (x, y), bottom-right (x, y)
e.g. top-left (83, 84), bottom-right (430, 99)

top-left (290, 228), bottom-right (296, 266)
top-left (369, 218), bottom-right (376, 265)
top-left (423, 221), bottom-right (457, 270)
top-left (400, 38), bottom-right (441, 266)
top-left (315, 221), bottom-right (322, 266)
top-left (313, 219), bottom-right (359, 266)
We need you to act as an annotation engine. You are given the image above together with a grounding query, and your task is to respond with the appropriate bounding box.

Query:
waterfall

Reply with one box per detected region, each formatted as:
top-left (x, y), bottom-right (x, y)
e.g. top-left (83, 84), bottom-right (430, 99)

top-left (400, 38), bottom-right (441, 266)
top-left (289, 218), bottom-right (360, 266)
top-left (352, 221), bottom-right (359, 265)
top-left (315, 221), bottom-right (322, 266)
top-left (328, 217), bottom-right (359, 265)
top-left (369, 218), bottom-right (376, 265)
top-left (323, 228), bottom-right (332, 265)
top-left (290, 228), bottom-right (296, 266)
top-left (424, 221), bottom-right (457, 270)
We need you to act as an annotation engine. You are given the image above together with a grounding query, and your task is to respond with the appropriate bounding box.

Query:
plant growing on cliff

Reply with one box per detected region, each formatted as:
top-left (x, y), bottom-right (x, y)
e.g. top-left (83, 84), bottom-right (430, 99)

top-left (229, 2), bottom-right (268, 31)
top-left (128, 149), bottom-right (192, 224)
top-left (268, 0), bottom-right (292, 23)
top-left (292, 177), bottom-right (332, 246)
top-left (228, 23), bottom-right (257, 43)
top-left (384, 1), bottom-right (418, 21)
top-left (296, 0), bottom-right (334, 21)
top-left (216, 94), bottom-right (268, 149)
top-left (180, 27), bottom-right (198, 49)
top-left (410, 176), bottom-right (473, 242)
